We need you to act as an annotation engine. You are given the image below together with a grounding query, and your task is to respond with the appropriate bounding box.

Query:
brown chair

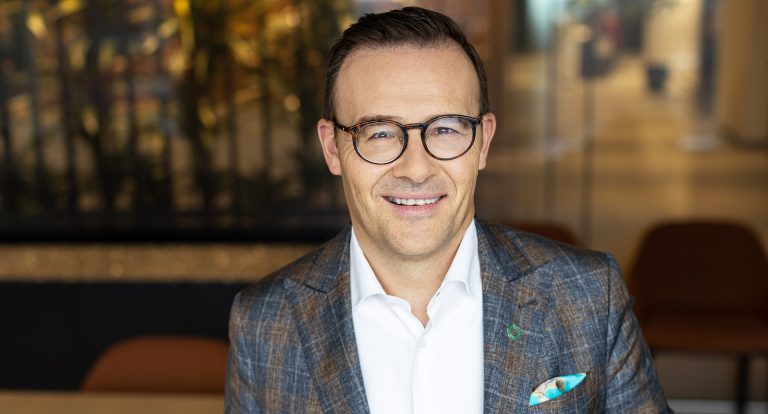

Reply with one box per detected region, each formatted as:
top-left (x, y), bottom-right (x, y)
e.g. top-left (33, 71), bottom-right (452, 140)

top-left (629, 221), bottom-right (768, 413)
top-left (503, 221), bottom-right (580, 246)
top-left (81, 335), bottom-right (229, 394)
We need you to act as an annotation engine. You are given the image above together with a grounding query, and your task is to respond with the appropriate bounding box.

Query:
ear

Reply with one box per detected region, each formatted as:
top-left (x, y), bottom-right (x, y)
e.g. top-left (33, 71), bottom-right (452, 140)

top-left (477, 112), bottom-right (496, 170)
top-left (317, 119), bottom-right (342, 176)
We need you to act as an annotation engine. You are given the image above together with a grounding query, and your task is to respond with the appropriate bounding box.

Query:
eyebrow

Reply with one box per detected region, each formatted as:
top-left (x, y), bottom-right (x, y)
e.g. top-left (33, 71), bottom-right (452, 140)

top-left (354, 114), bottom-right (406, 124)
top-left (354, 113), bottom-right (458, 124)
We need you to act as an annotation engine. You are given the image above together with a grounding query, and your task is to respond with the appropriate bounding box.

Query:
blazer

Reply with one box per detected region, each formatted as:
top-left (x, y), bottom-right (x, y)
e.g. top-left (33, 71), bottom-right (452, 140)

top-left (226, 219), bottom-right (670, 413)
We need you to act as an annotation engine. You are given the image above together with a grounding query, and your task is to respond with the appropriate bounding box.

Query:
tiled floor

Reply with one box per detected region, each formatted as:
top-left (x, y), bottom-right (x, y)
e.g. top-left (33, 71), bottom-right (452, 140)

top-left (669, 399), bottom-right (767, 414)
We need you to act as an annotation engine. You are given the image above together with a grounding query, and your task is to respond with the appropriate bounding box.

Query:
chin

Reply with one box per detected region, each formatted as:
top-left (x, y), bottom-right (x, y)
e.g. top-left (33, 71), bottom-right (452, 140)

top-left (388, 240), bottom-right (441, 260)
top-left (385, 225), bottom-right (448, 258)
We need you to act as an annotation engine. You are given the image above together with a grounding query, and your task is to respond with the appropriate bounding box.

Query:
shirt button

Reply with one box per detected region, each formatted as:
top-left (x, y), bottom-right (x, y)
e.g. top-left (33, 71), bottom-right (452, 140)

top-left (419, 339), bottom-right (428, 349)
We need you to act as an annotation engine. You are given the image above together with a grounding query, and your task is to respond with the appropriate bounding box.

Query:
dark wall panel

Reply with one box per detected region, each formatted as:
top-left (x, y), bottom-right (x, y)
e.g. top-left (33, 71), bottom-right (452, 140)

top-left (0, 282), bottom-right (247, 390)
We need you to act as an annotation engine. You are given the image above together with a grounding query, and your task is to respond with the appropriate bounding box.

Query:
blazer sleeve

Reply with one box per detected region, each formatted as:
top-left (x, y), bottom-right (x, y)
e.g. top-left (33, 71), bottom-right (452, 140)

top-left (225, 291), bottom-right (260, 413)
top-left (603, 254), bottom-right (671, 413)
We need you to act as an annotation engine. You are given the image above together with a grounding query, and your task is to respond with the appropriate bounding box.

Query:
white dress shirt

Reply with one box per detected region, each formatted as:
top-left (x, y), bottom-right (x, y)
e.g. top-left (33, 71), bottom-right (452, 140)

top-left (350, 220), bottom-right (484, 414)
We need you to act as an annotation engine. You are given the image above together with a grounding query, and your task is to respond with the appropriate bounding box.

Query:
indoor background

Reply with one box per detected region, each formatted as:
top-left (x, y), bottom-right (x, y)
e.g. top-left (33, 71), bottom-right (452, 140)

top-left (0, 0), bottom-right (766, 413)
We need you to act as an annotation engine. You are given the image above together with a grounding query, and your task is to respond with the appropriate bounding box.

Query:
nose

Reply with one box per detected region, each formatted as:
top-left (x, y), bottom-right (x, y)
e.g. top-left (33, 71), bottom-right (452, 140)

top-left (390, 128), bottom-right (436, 183)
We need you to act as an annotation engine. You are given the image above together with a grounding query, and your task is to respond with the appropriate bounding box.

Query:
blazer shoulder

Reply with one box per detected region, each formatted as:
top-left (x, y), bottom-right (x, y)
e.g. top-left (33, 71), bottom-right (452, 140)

top-left (476, 219), bottom-right (625, 308)
top-left (477, 219), bottom-right (616, 272)
top-left (234, 225), bottom-right (351, 314)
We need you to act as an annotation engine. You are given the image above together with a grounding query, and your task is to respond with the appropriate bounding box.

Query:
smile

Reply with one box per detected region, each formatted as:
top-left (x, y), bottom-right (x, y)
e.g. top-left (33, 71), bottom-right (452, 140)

top-left (385, 196), bottom-right (443, 206)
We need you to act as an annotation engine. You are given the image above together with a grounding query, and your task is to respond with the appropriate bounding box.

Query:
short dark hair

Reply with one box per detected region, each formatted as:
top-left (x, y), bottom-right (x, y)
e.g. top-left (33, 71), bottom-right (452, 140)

top-left (323, 7), bottom-right (489, 119)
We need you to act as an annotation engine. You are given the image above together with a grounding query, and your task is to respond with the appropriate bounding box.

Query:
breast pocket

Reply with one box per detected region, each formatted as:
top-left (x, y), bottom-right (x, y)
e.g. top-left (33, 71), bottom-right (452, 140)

top-left (528, 371), bottom-right (598, 414)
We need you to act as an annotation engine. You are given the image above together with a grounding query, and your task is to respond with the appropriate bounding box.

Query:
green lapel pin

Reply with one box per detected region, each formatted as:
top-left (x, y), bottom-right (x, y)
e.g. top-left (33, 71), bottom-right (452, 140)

top-left (506, 323), bottom-right (522, 340)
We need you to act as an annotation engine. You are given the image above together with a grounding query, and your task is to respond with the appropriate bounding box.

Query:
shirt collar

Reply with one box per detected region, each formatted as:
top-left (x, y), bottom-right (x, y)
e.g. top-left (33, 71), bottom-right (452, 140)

top-left (349, 219), bottom-right (479, 309)
top-left (350, 227), bottom-right (386, 309)
top-left (442, 219), bottom-right (479, 300)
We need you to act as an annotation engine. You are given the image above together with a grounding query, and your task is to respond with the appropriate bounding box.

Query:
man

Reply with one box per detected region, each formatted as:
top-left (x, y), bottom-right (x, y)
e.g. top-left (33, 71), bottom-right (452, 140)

top-left (226, 7), bottom-right (669, 413)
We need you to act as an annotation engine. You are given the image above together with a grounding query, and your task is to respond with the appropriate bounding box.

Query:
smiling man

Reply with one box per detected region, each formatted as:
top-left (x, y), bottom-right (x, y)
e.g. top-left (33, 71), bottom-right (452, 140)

top-left (226, 7), bottom-right (669, 414)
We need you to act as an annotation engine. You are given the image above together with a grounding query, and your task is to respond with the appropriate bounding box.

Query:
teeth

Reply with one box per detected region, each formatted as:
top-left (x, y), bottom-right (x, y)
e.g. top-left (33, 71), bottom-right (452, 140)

top-left (387, 196), bottom-right (440, 206)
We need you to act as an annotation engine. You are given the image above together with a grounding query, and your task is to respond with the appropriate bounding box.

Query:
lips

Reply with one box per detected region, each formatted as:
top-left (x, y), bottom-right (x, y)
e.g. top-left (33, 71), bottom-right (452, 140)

top-left (384, 195), bottom-right (444, 206)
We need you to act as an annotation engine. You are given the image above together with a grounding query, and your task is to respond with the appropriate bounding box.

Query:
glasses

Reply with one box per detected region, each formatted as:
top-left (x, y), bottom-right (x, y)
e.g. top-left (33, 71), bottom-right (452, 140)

top-left (333, 114), bottom-right (483, 165)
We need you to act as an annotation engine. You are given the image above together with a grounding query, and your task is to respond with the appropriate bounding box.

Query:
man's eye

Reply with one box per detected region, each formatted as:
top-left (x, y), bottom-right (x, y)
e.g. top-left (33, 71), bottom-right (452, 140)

top-left (367, 130), bottom-right (396, 140)
top-left (432, 127), bottom-right (458, 135)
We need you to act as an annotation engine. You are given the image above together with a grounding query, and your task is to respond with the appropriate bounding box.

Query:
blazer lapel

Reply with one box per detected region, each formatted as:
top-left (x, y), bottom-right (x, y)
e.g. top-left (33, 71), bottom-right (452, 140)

top-left (478, 221), bottom-right (554, 413)
top-left (285, 227), bottom-right (370, 413)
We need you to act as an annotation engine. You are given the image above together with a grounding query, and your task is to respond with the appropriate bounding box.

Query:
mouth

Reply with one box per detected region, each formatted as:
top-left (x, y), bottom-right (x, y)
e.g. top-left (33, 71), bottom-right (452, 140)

top-left (384, 195), bottom-right (444, 206)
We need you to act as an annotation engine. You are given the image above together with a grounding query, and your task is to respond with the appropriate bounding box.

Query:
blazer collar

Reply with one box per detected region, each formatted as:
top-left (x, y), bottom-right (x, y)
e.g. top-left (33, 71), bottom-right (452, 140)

top-left (295, 225), bottom-right (353, 293)
top-left (284, 225), bottom-right (370, 413)
top-left (476, 219), bottom-right (555, 413)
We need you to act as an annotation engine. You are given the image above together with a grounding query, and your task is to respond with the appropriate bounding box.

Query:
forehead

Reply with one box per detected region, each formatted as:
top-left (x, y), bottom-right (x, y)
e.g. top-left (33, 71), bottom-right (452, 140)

top-left (334, 44), bottom-right (480, 122)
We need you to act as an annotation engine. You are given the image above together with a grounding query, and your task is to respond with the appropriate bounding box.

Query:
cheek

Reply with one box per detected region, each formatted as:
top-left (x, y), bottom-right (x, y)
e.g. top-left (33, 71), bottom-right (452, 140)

top-left (339, 155), bottom-right (386, 203)
top-left (445, 158), bottom-right (481, 196)
top-left (336, 142), bottom-right (358, 173)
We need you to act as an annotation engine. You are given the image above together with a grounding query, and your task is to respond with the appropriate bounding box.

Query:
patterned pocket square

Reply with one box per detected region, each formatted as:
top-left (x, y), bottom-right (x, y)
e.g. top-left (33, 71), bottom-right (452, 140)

top-left (529, 373), bottom-right (587, 407)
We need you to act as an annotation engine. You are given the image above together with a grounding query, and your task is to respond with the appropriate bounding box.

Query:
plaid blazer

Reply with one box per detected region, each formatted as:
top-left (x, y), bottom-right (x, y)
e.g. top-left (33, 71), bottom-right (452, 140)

top-left (226, 219), bottom-right (670, 413)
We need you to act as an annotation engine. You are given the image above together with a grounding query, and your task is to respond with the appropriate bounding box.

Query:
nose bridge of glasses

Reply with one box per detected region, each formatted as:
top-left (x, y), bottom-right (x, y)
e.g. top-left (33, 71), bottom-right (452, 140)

top-left (399, 125), bottom-right (434, 164)
top-left (402, 122), bottom-right (429, 140)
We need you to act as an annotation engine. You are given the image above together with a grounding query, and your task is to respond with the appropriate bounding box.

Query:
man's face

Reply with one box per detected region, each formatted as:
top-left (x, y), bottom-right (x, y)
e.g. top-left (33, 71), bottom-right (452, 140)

top-left (317, 44), bottom-right (495, 261)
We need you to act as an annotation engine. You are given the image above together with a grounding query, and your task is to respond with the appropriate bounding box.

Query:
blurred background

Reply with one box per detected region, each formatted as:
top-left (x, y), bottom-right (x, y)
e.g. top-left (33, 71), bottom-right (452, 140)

top-left (0, 0), bottom-right (766, 412)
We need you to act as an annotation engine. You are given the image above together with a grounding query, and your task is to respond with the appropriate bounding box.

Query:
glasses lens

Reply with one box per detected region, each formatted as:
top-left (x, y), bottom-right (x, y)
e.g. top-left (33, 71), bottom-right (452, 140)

top-left (356, 122), bottom-right (404, 163)
top-left (424, 117), bottom-right (475, 159)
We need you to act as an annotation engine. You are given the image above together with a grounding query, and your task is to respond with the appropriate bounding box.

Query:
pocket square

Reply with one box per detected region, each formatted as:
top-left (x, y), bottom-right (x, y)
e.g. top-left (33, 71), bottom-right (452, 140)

top-left (529, 373), bottom-right (587, 407)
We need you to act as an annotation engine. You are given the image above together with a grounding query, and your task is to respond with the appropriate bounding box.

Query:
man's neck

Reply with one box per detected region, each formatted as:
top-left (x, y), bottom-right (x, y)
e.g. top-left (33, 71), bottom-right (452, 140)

top-left (353, 219), bottom-right (472, 325)
top-left (374, 253), bottom-right (450, 324)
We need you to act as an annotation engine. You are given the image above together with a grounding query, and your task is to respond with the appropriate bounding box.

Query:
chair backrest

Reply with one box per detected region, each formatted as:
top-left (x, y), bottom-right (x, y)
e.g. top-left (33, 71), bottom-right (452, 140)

top-left (503, 221), bottom-right (580, 246)
top-left (81, 335), bottom-right (229, 394)
top-left (630, 221), bottom-right (768, 319)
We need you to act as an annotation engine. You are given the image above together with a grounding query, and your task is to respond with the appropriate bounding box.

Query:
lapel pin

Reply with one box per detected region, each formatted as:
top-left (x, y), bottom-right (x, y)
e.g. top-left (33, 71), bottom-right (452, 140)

top-left (506, 323), bottom-right (522, 340)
